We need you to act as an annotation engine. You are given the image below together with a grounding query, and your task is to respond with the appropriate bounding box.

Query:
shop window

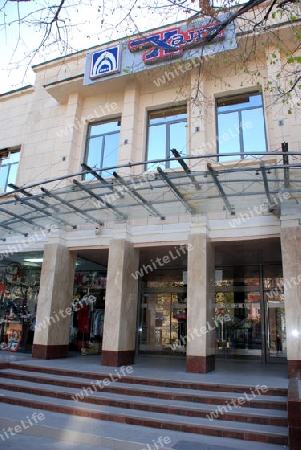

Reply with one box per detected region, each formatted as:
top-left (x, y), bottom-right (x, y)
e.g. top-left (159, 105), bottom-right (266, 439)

top-left (83, 119), bottom-right (121, 179)
top-left (146, 105), bottom-right (187, 170)
top-left (0, 147), bottom-right (20, 193)
top-left (216, 93), bottom-right (267, 161)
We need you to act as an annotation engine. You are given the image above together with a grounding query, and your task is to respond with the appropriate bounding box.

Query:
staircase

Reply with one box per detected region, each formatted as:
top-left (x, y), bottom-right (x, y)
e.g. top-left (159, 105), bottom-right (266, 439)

top-left (0, 362), bottom-right (288, 446)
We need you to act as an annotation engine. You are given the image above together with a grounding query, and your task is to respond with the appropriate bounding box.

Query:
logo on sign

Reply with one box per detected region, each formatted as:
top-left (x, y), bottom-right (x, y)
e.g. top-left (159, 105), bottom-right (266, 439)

top-left (90, 46), bottom-right (121, 78)
top-left (128, 23), bottom-right (224, 64)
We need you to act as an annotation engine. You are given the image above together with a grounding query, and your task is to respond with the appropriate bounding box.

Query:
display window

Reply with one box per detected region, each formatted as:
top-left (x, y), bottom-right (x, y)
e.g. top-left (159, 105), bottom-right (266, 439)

top-left (0, 252), bottom-right (107, 356)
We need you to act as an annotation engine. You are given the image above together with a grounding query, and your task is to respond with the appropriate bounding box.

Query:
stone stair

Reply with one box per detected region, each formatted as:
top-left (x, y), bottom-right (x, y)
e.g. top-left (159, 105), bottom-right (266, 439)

top-left (0, 362), bottom-right (288, 446)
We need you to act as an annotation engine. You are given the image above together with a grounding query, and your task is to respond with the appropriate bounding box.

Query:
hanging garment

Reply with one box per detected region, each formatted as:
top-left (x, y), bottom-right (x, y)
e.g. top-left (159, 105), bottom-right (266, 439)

top-left (77, 304), bottom-right (90, 333)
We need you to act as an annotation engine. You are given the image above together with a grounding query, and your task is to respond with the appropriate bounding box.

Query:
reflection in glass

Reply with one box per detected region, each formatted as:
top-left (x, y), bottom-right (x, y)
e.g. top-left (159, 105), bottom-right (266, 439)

top-left (0, 150), bottom-right (20, 192)
top-left (217, 93), bottom-right (267, 161)
top-left (146, 106), bottom-right (187, 170)
top-left (84, 119), bottom-right (120, 178)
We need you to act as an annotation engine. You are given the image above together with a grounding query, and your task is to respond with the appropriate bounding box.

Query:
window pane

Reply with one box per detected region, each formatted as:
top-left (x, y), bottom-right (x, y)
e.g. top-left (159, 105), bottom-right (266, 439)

top-left (147, 124), bottom-right (166, 170)
top-left (217, 94), bottom-right (263, 113)
top-left (170, 121), bottom-right (187, 168)
top-left (149, 107), bottom-right (186, 124)
top-left (7, 163), bottom-right (19, 190)
top-left (0, 165), bottom-right (9, 193)
top-left (102, 133), bottom-right (119, 175)
top-left (90, 120), bottom-right (120, 136)
top-left (85, 136), bottom-right (103, 180)
top-left (218, 111), bottom-right (241, 160)
top-left (242, 108), bottom-right (266, 154)
top-left (8, 152), bottom-right (20, 164)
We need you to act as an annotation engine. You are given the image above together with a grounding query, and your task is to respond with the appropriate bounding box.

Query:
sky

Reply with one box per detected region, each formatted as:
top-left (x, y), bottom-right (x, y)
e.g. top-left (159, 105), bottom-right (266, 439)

top-left (0, 0), bottom-right (194, 94)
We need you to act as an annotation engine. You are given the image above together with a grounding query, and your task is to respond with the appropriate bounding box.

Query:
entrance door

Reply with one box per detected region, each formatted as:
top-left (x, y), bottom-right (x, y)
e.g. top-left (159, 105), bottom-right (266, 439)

top-left (264, 265), bottom-right (287, 361)
top-left (138, 289), bottom-right (187, 355)
top-left (215, 264), bottom-right (286, 362)
top-left (215, 287), bottom-right (262, 359)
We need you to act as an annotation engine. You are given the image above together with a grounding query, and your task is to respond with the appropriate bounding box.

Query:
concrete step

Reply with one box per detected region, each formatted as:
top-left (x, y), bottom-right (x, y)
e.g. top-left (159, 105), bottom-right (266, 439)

top-left (0, 368), bottom-right (288, 410)
top-left (0, 388), bottom-right (288, 445)
top-left (0, 386), bottom-right (288, 445)
top-left (0, 363), bottom-right (289, 446)
top-left (7, 362), bottom-right (288, 396)
top-left (0, 377), bottom-right (288, 426)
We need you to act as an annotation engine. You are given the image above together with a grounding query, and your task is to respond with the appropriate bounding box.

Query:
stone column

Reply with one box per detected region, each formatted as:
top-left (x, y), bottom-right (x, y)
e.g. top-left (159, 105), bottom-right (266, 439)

top-left (101, 238), bottom-right (139, 366)
top-left (189, 67), bottom-right (211, 171)
top-left (60, 92), bottom-right (83, 177)
top-left (280, 216), bottom-right (301, 378)
top-left (32, 244), bottom-right (76, 359)
top-left (186, 219), bottom-right (215, 373)
top-left (118, 80), bottom-right (140, 176)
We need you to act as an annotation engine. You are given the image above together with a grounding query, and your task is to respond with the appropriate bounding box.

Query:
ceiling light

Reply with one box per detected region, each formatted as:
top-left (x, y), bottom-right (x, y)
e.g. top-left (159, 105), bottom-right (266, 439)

top-left (24, 258), bottom-right (43, 263)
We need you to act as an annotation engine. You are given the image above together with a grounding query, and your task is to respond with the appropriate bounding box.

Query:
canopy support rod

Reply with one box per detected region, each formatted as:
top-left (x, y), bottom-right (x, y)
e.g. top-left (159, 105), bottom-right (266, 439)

top-left (259, 162), bottom-right (274, 211)
top-left (0, 206), bottom-right (40, 227)
top-left (81, 163), bottom-right (124, 198)
top-left (207, 163), bottom-right (235, 215)
top-left (40, 187), bottom-right (104, 226)
top-left (113, 171), bottom-right (165, 220)
top-left (157, 167), bottom-right (196, 215)
top-left (170, 149), bottom-right (202, 191)
top-left (73, 180), bottom-right (127, 220)
top-left (14, 194), bottom-right (72, 228)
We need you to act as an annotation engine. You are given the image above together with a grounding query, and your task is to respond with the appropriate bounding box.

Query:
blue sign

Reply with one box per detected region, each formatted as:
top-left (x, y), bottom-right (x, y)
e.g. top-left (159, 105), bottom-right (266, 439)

top-left (90, 46), bottom-right (121, 79)
top-left (84, 15), bottom-right (237, 86)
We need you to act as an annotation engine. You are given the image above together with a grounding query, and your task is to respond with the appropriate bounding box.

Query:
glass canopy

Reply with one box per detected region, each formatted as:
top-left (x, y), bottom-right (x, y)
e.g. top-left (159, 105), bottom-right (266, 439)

top-left (0, 152), bottom-right (300, 238)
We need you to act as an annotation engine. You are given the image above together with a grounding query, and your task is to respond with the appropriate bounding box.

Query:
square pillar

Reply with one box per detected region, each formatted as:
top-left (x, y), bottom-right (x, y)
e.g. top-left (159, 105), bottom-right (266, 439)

top-left (101, 239), bottom-right (139, 366)
top-left (186, 221), bottom-right (215, 373)
top-left (32, 244), bottom-right (76, 359)
top-left (280, 217), bottom-right (301, 378)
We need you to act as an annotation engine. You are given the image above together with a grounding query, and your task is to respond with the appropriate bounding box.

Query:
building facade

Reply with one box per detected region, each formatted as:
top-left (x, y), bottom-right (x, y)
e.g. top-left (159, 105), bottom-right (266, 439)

top-left (0, 6), bottom-right (301, 376)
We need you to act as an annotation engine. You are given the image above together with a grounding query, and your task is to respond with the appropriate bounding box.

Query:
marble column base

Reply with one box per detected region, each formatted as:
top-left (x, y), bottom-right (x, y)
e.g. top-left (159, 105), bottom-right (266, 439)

top-left (288, 360), bottom-right (301, 379)
top-left (288, 379), bottom-right (301, 450)
top-left (32, 344), bottom-right (69, 359)
top-left (186, 354), bottom-right (215, 373)
top-left (101, 350), bottom-right (135, 367)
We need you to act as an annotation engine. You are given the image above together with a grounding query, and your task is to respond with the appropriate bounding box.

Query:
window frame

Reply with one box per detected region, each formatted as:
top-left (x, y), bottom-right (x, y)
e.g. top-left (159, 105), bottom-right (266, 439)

top-left (216, 92), bottom-right (268, 161)
top-left (83, 118), bottom-right (121, 179)
top-left (146, 105), bottom-right (187, 170)
top-left (0, 147), bottom-right (20, 193)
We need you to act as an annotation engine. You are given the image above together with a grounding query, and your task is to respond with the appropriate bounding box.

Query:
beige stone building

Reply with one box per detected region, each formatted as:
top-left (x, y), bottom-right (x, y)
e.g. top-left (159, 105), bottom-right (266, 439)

top-left (0, 6), bottom-right (300, 377)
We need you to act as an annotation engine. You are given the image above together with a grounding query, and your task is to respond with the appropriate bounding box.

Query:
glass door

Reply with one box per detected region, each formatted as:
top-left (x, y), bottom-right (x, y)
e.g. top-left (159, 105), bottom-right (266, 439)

top-left (264, 265), bottom-right (287, 361)
top-left (215, 265), bottom-right (262, 359)
top-left (138, 289), bottom-right (187, 355)
top-left (215, 289), bottom-right (262, 359)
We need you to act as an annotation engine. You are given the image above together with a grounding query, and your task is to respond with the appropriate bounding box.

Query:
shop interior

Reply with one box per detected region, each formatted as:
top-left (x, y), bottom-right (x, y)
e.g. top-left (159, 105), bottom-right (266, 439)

top-left (0, 250), bottom-right (108, 355)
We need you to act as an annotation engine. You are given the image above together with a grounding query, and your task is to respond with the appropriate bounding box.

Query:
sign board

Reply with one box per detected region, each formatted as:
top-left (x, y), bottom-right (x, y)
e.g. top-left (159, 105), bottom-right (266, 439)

top-left (84, 14), bottom-right (237, 85)
top-left (89, 45), bottom-right (121, 79)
